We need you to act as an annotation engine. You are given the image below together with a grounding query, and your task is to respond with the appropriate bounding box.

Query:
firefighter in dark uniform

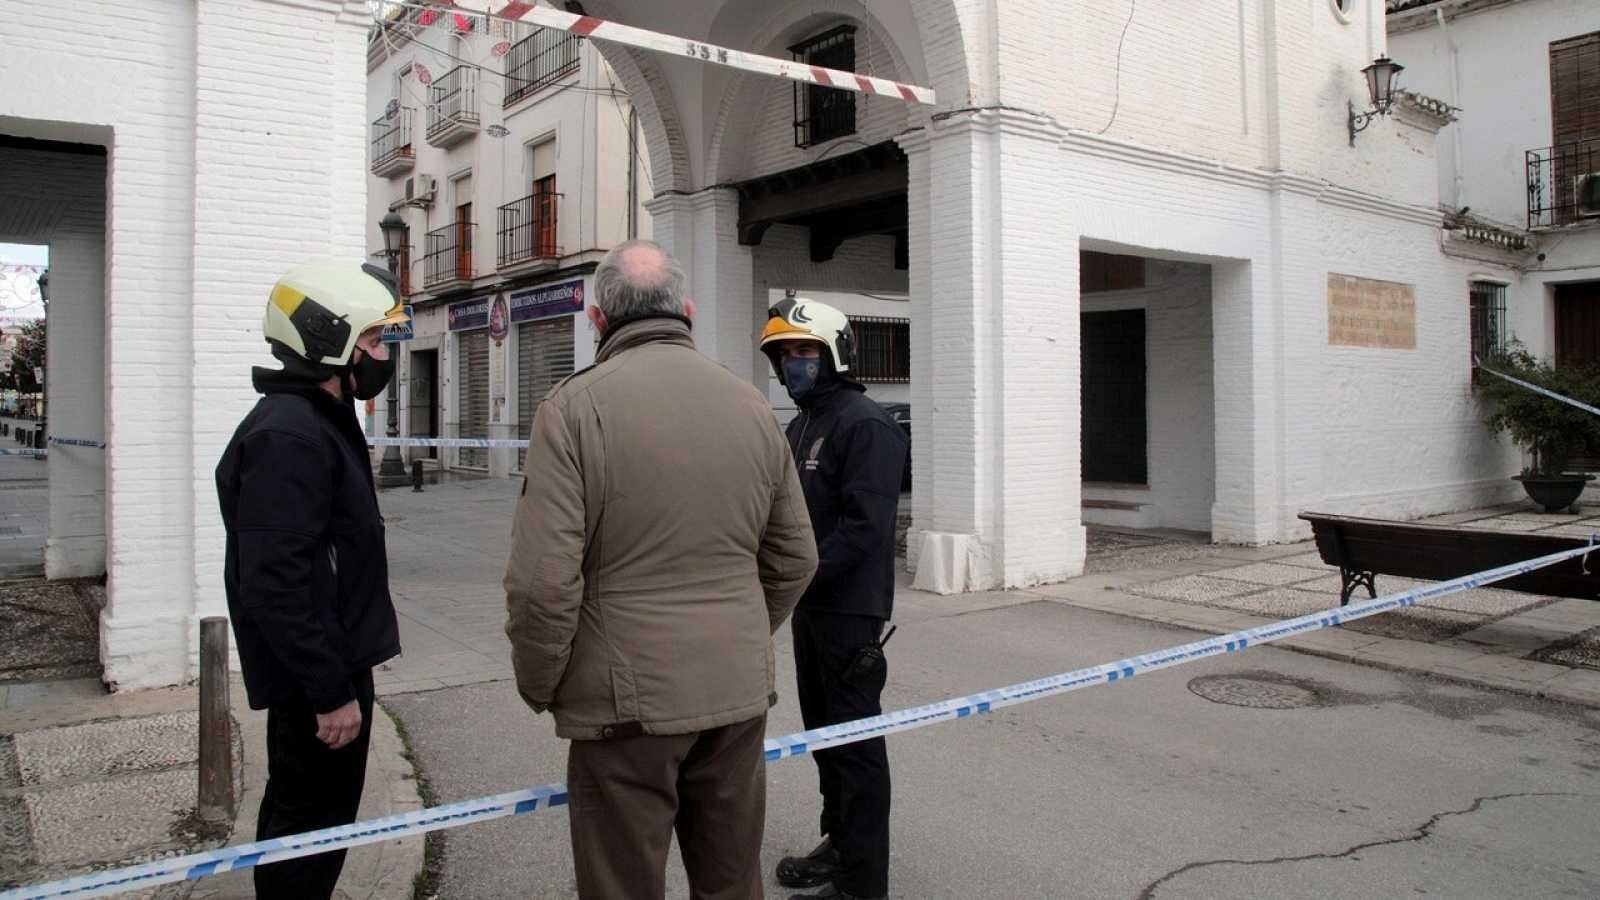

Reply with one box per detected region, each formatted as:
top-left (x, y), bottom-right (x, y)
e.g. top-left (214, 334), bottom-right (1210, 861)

top-left (762, 295), bottom-right (907, 900)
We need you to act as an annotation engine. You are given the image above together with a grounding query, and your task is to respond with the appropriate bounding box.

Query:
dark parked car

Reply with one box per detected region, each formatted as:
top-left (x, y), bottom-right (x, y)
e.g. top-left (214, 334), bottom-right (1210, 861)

top-left (878, 401), bottom-right (912, 492)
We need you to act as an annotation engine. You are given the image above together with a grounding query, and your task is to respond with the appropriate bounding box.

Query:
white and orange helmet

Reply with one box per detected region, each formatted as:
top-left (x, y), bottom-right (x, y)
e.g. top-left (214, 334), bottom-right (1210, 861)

top-left (759, 294), bottom-right (856, 381)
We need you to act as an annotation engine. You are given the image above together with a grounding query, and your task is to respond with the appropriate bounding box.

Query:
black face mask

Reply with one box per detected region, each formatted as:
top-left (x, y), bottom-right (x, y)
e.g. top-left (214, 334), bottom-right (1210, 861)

top-left (347, 348), bottom-right (395, 401)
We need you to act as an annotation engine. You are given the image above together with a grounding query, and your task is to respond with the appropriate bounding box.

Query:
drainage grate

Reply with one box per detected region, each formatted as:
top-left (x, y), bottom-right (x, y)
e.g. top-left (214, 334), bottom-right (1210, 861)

top-left (1187, 674), bottom-right (1323, 709)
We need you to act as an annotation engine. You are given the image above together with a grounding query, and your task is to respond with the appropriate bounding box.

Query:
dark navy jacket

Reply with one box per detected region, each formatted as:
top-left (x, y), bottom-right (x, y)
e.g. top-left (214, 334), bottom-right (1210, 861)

top-left (785, 380), bottom-right (908, 619)
top-left (216, 370), bottom-right (400, 712)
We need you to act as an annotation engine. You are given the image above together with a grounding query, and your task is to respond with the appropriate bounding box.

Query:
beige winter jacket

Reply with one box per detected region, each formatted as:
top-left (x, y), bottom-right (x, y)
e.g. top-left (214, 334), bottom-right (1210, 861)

top-left (504, 316), bottom-right (817, 739)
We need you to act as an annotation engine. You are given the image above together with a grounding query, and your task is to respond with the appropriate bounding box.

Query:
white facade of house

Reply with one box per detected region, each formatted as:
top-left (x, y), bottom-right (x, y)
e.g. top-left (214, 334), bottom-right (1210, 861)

top-left (0, 0), bottom-right (375, 690)
top-left (365, 10), bottom-right (650, 479)
top-left (1389, 0), bottom-right (1600, 365)
top-left (565, 0), bottom-right (1527, 592)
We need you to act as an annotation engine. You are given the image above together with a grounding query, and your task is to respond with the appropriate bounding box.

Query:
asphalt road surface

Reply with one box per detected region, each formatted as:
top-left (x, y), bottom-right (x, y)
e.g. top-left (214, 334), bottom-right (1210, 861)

top-left (385, 590), bottom-right (1600, 899)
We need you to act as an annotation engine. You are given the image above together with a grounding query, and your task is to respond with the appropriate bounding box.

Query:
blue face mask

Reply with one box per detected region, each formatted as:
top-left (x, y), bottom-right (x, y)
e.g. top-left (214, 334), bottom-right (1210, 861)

top-left (783, 357), bottom-right (824, 403)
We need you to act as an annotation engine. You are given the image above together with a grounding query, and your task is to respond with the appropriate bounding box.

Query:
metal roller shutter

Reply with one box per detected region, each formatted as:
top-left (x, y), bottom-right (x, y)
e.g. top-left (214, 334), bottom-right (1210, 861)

top-left (518, 316), bottom-right (575, 470)
top-left (457, 329), bottom-right (489, 468)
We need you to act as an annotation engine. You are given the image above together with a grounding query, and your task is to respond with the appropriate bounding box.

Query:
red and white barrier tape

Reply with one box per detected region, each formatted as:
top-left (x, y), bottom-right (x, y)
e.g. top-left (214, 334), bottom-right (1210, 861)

top-left (384, 1), bottom-right (937, 105)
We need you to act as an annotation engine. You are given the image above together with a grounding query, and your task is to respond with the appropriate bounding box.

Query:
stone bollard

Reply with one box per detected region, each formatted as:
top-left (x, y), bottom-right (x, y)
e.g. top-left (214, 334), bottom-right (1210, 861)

top-left (412, 459), bottom-right (424, 492)
top-left (197, 617), bottom-right (235, 823)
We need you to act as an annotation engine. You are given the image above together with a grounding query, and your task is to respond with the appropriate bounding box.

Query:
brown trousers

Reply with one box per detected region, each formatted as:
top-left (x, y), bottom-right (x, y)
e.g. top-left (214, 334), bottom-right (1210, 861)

top-left (567, 715), bottom-right (767, 900)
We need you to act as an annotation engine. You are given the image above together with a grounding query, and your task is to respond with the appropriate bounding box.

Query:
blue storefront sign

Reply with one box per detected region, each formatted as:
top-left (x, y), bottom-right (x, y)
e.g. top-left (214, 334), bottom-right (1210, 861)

top-left (508, 279), bottom-right (585, 324)
top-left (380, 305), bottom-right (415, 343)
top-left (448, 296), bottom-right (491, 331)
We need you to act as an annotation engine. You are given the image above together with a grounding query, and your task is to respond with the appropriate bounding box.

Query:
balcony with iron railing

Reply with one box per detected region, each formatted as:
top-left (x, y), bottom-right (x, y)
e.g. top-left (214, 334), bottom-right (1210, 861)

top-left (371, 107), bottom-right (416, 177)
top-left (497, 191), bottom-right (562, 272)
top-left (423, 223), bottom-right (476, 293)
top-left (504, 29), bottom-right (582, 107)
top-left (426, 66), bottom-right (480, 148)
top-left (1527, 138), bottom-right (1600, 229)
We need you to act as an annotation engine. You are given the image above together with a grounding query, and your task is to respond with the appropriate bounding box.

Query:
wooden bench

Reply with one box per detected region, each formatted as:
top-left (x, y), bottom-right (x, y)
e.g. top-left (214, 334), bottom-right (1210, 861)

top-left (1298, 512), bottom-right (1599, 606)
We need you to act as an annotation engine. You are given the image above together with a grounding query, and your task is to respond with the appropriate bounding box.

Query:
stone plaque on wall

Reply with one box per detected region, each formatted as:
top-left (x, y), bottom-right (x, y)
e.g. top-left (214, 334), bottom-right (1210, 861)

top-left (1327, 273), bottom-right (1416, 349)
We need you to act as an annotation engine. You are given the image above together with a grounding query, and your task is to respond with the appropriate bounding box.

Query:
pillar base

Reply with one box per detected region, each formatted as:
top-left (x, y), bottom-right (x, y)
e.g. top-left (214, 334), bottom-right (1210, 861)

top-left (911, 531), bottom-right (982, 595)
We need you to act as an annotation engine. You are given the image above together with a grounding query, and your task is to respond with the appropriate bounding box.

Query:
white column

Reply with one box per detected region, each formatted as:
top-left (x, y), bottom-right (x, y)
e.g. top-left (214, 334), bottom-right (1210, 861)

top-left (43, 155), bottom-right (108, 580)
top-left (1210, 257), bottom-right (1280, 544)
top-left (644, 189), bottom-right (760, 383)
top-left (899, 109), bottom-right (1086, 593)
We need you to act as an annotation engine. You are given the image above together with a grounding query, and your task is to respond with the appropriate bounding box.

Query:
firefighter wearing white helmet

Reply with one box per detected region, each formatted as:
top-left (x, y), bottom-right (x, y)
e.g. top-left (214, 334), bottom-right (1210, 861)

top-left (262, 260), bottom-right (411, 397)
top-left (760, 293), bottom-right (857, 382)
top-left (215, 259), bottom-right (409, 898)
top-left (760, 294), bottom-right (905, 900)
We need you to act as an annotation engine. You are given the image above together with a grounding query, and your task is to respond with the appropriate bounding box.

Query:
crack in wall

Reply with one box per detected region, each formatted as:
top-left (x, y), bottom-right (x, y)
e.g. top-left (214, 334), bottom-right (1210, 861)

top-left (1137, 792), bottom-right (1594, 900)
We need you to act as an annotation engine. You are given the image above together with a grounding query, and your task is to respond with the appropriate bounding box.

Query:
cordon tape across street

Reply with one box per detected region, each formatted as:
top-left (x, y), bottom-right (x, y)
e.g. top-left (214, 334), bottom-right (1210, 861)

top-left (3, 540), bottom-right (1594, 900)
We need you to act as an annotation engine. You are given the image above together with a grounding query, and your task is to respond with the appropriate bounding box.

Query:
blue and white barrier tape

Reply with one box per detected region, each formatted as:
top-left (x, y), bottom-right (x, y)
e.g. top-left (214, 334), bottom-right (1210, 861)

top-left (0, 437), bottom-right (106, 458)
top-left (1477, 365), bottom-right (1600, 418)
top-left (368, 436), bottom-right (530, 449)
top-left (5, 540), bottom-right (1594, 900)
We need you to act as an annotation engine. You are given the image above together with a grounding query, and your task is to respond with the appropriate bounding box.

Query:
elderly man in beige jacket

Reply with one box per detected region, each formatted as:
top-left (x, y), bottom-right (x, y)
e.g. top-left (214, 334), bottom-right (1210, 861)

top-left (505, 239), bottom-right (818, 899)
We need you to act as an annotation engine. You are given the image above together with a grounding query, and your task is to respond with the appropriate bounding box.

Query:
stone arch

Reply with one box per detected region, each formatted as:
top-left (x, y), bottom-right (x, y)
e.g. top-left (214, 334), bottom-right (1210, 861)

top-left (907, 0), bottom-right (977, 108)
top-left (703, 0), bottom-right (927, 185)
top-left (581, 33), bottom-right (694, 194)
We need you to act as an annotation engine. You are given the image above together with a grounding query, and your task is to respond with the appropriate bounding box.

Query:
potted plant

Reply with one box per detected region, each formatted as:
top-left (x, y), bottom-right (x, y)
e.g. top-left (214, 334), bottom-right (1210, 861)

top-left (1479, 343), bottom-right (1600, 513)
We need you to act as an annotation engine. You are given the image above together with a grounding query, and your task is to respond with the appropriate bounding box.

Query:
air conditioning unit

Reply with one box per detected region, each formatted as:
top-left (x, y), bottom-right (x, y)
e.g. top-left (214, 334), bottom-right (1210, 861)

top-left (1574, 173), bottom-right (1600, 218)
top-left (404, 174), bottom-right (438, 204)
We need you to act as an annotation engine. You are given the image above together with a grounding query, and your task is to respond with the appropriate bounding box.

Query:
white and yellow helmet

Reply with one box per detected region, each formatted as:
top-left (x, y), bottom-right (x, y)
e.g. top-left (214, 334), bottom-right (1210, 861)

top-left (263, 261), bottom-right (409, 367)
top-left (760, 295), bottom-right (856, 380)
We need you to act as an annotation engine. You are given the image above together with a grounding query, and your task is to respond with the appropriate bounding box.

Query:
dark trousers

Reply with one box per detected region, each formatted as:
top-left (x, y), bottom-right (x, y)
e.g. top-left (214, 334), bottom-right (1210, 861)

top-left (792, 610), bottom-right (890, 897)
top-left (568, 715), bottom-right (767, 900)
top-left (254, 669), bottom-right (375, 899)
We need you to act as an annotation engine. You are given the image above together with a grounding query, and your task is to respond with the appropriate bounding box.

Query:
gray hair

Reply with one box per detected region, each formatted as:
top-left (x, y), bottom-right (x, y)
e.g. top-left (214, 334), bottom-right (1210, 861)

top-left (593, 239), bottom-right (688, 321)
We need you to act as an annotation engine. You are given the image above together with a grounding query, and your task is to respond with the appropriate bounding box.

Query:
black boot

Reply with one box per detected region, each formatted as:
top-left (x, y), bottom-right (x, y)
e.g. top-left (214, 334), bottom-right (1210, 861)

top-left (775, 837), bottom-right (840, 889)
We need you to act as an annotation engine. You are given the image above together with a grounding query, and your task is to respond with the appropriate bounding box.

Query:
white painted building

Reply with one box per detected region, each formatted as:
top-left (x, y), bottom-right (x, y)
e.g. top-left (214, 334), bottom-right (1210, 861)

top-left (556, 0), bottom-right (1531, 593)
top-left (4, 0), bottom-right (1585, 689)
top-left (365, 7), bottom-right (651, 479)
top-left (0, 0), bottom-right (375, 690)
top-left (1388, 0), bottom-right (1600, 376)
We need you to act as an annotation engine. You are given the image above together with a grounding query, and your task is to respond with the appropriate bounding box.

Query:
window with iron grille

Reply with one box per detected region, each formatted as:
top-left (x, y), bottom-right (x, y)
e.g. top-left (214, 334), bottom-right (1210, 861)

top-left (791, 26), bottom-right (857, 147)
top-left (849, 316), bottom-right (909, 383)
top-left (504, 28), bottom-right (581, 106)
top-left (1532, 32), bottom-right (1600, 226)
top-left (1470, 281), bottom-right (1507, 380)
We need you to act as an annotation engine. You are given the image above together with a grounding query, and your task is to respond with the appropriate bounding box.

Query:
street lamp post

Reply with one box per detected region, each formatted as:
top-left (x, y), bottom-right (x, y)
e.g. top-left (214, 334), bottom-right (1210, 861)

top-left (377, 214), bottom-right (409, 487)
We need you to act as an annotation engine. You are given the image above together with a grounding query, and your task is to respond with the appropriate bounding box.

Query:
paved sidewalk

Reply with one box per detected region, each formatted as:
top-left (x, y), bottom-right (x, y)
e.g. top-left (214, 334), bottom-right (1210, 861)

top-left (0, 436), bottom-right (47, 581)
top-left (0, 642), bottom-right (423, 899)
top-left (1039, 508), bottom-right (1600, 707)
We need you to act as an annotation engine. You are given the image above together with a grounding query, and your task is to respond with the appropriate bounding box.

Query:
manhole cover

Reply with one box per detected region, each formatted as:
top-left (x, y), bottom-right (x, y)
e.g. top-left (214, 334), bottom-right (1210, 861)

top-left (1187, 674), bottom-right (1321, 709)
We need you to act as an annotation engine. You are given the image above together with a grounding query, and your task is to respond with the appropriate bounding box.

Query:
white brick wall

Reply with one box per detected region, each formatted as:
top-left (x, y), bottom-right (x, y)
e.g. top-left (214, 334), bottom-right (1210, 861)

top-left (1, 0), bottom-right (376, 690)
top-left (733, 25), bottom-right (911, 182)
